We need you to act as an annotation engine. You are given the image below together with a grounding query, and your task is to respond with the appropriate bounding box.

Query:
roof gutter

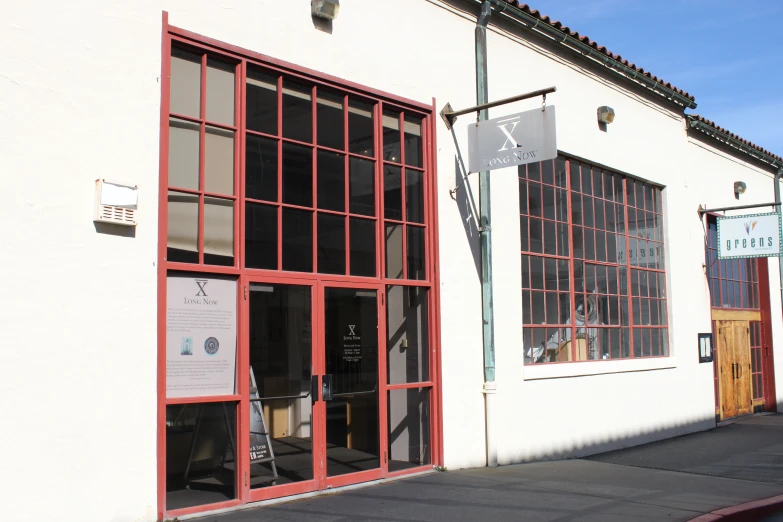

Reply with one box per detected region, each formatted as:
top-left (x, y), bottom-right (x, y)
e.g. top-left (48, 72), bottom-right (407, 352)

top-left (475, 0), bottom-right (698, 110)
top-left (688, 118), bottom-right (783, 170)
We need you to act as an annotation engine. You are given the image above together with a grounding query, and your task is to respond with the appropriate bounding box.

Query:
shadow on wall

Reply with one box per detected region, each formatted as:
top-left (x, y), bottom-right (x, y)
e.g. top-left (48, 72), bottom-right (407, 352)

top-left (497, 411), bottom-right (718, 465)
top-left (94, 221), bottom-right (136, 238)
top-left (454, 157), bottom-right (481, 279)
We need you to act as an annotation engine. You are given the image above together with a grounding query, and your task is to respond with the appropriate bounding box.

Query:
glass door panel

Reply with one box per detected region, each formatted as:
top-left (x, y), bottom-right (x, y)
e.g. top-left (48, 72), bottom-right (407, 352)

top-left (323, 287), bottom-right (381, 477)
top-left (248, 283), bottom-right (315, 488)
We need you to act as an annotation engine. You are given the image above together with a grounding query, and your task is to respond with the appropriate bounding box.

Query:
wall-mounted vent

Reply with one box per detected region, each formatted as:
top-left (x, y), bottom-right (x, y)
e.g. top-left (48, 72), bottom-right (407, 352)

top-left (94, 179), bottom-right (138, 227)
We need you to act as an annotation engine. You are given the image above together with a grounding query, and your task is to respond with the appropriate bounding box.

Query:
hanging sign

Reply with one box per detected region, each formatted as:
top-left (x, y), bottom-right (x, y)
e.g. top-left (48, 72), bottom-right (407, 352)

top-left (717, 212), bottom-right (782, 259)
top-left (166, 275), bottom-right (238, 398)
top-left (467, 106), bottom-right (557, 173)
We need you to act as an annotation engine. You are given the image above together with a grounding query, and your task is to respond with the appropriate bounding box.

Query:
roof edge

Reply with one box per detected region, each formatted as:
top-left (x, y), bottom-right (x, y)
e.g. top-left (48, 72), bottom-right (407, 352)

top-left (688, 115), bottom-right (783, 170)
top-left (480, 0), bottom-right (697, 109)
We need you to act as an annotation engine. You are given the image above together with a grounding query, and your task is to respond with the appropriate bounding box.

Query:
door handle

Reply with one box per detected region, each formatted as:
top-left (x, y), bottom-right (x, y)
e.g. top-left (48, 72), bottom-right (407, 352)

top-left (311, 375), bottom-right (320, 403)
top-left (732, 363), bottom-right (737, 379)
top-left (322, 374), bottom-right (333, 401)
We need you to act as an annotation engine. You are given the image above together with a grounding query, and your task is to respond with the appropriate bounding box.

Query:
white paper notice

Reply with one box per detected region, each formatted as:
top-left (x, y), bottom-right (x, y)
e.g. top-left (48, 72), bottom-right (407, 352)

top-left (166, 275), bottom-right (237, 398)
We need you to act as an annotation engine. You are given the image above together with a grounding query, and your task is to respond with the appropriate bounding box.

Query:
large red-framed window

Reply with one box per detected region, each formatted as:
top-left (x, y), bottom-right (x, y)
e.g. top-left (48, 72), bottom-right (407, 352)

top-left (158, 24), bottom-right (440, 519)
top-left (520, 156), bottom-right (669, 364)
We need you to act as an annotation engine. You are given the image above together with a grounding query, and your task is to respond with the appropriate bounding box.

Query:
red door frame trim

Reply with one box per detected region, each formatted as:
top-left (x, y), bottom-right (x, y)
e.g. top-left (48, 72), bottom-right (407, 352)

top-left (758, 258), bottom-right (777, 411)
top-left (157, 13), bottom-right (444, 519)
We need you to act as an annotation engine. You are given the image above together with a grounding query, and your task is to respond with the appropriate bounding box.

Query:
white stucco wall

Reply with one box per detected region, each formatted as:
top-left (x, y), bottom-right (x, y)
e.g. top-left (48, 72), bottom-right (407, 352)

top-left (2, 1), bottom-right (781, 521)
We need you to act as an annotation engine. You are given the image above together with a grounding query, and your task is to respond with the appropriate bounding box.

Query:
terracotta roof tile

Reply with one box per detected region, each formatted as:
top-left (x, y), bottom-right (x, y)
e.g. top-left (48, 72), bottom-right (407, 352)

top-left (499, 1), bottom-right (695, 102)
top-left (688, 115), bottom-right (783, 164)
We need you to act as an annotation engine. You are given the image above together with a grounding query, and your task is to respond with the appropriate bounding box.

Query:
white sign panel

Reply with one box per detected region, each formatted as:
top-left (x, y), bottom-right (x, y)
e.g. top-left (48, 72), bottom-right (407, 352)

top-left (166, 275), bottom-right (237, 398)
top-left (717, 212), bottom-right (782, 259)
top-left (467, 106), bottom-right (557, 173)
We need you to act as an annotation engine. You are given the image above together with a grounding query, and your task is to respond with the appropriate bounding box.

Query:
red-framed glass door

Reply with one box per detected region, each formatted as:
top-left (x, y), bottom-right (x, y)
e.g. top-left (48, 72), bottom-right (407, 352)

top-left (317, 280), bottom-right (387, 489)
top-left (243, 275), bottom-right (321, 502)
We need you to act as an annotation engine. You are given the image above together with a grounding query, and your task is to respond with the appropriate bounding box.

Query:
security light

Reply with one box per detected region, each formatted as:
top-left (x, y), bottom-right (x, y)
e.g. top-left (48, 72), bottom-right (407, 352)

top-left (597, 106), bottom-right (615, 124)
top-left (311, 0), bottom-right (339, 20)
top-left (734, 181), bottom-right (747, 197)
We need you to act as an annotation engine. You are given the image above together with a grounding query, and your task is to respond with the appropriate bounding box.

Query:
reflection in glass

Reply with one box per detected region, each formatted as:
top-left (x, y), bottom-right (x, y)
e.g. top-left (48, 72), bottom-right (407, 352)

top-left (247, 69), bottom-right (278, 135)
top-left (205, 126), bottom-right (234, 195)
top-left (206, 58), bottom-right (235, 126)
top-left (204, 197), bottom-right (234, 266)
top-left (406, 169), bottom-right (424, 223)
top-left (317, 151), bottom-right (345, 212)
top-left (386, 224), bottom-right (403, 279)
top-left (404, 115), bottom-right (423, 167)
top-left (246, 134), bottom-right (278, 202)
top-left (282, 208), bottom-right (313, 273)
top-left (349, 157), bottom-right (375, 216)
top-left (167, 191), bottom-right (199, 263)
top-left (245, 203), bottom-right (277, 270)
top-left (168, 118), bottom-right (200, 191)
top-left (407, 226), bottom-right (425, 280)
top-left (388, 388), bottom-right (430, 472)
top-left (317, 89), bottom-right (344, 150)
top-left (249, 284), bottom-right (313, 488)
top-left (349, 99), bottom-right (375, 156)
top-left (324, 288), bottom-right (380, 477)
top-left (350, 218), bottom-right (376, 277)
top-left (317, 213), bottom-right (345, 275)
top-left (382, 110), bottom-right (401, 162)
top-left (283, 143), bottom-right (313, 207)
top-left (387, 286), bottom-right (429, 384)
top-left (170, 47), bottom-right (201, 118)
top-left (384, 165), bottom-right (402, 220)
top-left (283, 79), bottom-right (312, 143)
top-left (165, 402), bottom-right (236, 510)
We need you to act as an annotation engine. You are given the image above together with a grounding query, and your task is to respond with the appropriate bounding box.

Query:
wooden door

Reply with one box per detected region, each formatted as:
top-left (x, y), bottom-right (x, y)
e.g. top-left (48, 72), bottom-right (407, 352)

top-left (734, 322), bottom-right (753, 416)
top-left (717, 321), bottom-right (738, 419)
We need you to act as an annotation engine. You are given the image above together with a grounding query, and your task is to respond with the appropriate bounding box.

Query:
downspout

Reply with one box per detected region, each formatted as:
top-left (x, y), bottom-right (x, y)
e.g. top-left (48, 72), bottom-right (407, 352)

top-left (776, 168), bottom-right (783, 313)
top-left (476, 0), bottom-right (498, 468)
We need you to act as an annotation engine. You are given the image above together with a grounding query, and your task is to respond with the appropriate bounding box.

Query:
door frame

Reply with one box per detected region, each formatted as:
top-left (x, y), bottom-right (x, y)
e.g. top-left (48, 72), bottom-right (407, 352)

top-left (317, 279), bottom-right (388, 490)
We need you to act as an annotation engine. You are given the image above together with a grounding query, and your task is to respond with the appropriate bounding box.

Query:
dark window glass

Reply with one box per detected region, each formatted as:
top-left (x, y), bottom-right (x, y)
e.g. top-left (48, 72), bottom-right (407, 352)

top-left (592, 168), bottom-right (603, 199)
top-left (317, 88), bottom-right (344, 150)
top-left (165, 403), bottom-right (237, 510)
top-left (245, 203), bottom-right (277, 269)
top-left (542, 185), bottom-right (555, 220)
top-left (529, 218), bottom-right (543, 253)
top-left (528, 182), bottom-right (542, 217)
top-left (383, 110), bottom-right (401, 162)
top-left (569, 161), bottom-right (581, 192)
top-left (246, 134), bottom-right (278, 202)
top-left (407, 169), bottom-right (424, 223)
top-left (350, 218), bottom-right (376, 277)
top-left (556, 223), bottom-right (569, 257)
top-left (349, 99), bottom-right (375, 156)
top-left (530, 256), bottom-right (544, 290)
top-left (581, 167), bottom-right (592, 195)
top-left (404, 115), bottom-right (423, 167)
top-left (317, 213), bottom-right (345, 274)
top-left (555, 157), bottom-right (567, 188)
top-left (384, 165), bottom-right (402, 220)
top-left (317, 150), bottom-right (345, 212)
top-left (282, 208), bottom-right (313, 272)
top-left (544, 220), bottom-right (556, 255)
top-left (573, 226), bottom-right (584, 259)
top-left (541, 159), bottom-right (554, 185)
top-left (407, 225), bottom-right (425, 280)
top-left (349, 157), bottom-right (375, 216)
top-left (282, 143), bottom-right (313, 207)
top-left (246, 68), bottom-right (278, 135)
top-left (528, 162), bottom-right (540, 182)
top-left (519, 178), bottom-right (528, 214)
top-left (387, 387), bottom-right (431, 471)
top-left (282, 79), bottom-right (312, 143)
top-left (582, 196), bottom-right (594, 228)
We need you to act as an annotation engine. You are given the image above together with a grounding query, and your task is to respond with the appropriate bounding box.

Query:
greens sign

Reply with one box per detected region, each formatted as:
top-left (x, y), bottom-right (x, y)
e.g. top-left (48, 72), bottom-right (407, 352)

top-left (717, 212), bottom-right (782, 259)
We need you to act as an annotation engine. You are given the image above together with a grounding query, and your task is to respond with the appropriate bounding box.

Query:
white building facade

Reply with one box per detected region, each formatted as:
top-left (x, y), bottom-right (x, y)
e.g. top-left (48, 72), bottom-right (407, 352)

top-left (2, 1), bottom-right (782, 521)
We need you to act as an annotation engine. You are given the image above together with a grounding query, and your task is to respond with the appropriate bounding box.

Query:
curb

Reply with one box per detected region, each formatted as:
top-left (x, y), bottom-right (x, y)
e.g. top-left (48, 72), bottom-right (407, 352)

top-left (690, 494), bottom-right (783, 521)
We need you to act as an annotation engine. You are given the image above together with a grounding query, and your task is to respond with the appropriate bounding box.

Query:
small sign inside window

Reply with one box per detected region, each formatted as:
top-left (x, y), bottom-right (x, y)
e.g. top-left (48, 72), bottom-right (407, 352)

top-left (698, 333), bottom-right (713, 363)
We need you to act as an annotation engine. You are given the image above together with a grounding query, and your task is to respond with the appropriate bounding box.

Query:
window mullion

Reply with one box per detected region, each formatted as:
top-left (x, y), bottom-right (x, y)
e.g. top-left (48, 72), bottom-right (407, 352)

top-left (198, 53), bottom-right (208, 265)
top-left (565, 159), bottom-right (577, 362)
top-left (622, 177), bottom-right (635, 357)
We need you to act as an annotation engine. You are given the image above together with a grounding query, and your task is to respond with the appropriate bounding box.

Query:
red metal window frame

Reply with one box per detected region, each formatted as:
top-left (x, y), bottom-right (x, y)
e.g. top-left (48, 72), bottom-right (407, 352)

top-left (156, 13), bottom-right (443, 520)
top-left (520, 156), bottom-right (669, 364)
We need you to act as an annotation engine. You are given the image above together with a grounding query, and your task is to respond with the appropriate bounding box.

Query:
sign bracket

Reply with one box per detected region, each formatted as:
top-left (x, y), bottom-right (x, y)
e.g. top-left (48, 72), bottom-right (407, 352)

top-left (698, 201), bottom-right (780, 216)
top-left (440, 86), bottom-right (557, 130)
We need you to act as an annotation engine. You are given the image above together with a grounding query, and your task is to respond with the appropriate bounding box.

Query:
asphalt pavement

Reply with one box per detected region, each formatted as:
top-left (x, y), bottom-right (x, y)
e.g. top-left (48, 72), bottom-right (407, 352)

top-left (193, 413), bottom-right (783, 522)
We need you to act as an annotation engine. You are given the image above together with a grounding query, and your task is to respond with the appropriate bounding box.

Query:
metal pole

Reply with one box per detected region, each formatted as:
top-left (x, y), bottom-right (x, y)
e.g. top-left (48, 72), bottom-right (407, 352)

top-left (476, 0), bottom-right (498, 469)
top-left (440, 86), bottom-right (557, 129)
top-left (775, 168), bottom-right (783, 317)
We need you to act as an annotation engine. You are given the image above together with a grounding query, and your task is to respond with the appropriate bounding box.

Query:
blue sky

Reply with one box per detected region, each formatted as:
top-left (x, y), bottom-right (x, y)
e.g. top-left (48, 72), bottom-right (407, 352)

top-left (532, 0), bottom-right (783, 154)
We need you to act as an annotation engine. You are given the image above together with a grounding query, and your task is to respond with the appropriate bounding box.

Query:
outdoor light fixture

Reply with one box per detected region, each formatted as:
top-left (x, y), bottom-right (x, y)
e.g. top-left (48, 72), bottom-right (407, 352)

top-left (734, 181), bottom-right (747, 198)
top-left (597, 106), bottom-right (615, 124)
top-left (311, 0), bottom-right (339, 20)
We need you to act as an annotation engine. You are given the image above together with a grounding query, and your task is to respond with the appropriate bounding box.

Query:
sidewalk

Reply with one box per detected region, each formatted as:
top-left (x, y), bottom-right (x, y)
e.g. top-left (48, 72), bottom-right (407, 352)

top-left (199, 414), bottom-right (783, 522)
